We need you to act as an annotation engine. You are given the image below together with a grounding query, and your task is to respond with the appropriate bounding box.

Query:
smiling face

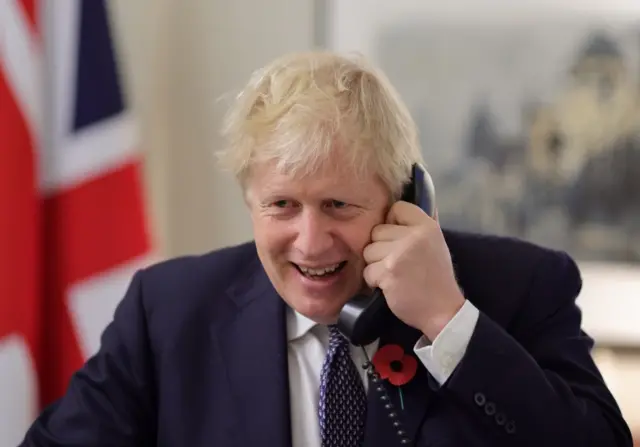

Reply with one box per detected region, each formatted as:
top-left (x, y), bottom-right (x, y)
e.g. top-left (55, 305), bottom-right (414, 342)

top-left (245, 159), bottom-right (391, 324)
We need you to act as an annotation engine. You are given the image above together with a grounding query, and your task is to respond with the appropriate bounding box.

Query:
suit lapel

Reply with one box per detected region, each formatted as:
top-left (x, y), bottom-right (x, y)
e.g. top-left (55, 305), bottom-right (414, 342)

top-left (212, 259), bottom-right (291, 447)
top-left (363, 318), bottom-right (436, 446)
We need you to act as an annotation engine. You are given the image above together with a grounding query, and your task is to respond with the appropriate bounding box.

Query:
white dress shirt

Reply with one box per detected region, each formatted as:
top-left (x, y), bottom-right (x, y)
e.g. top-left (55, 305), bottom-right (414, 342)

top-left (286, 299), bottom-right (480, 447)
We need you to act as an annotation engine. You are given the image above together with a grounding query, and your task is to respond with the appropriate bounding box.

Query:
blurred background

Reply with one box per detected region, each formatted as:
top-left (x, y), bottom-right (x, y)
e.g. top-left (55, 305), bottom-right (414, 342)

top-left (1, 0), bottom-right (639, 445)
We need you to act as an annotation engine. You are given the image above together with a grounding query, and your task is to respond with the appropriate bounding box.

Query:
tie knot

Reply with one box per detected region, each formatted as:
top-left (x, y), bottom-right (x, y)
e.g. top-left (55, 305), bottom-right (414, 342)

top-left (328, 324), bottom-right (347, 344)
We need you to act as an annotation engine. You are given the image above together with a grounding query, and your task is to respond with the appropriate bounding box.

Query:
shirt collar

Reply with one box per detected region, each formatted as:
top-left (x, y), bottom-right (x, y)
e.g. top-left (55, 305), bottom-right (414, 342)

top-left (286, 306), bottom-right (321, 341)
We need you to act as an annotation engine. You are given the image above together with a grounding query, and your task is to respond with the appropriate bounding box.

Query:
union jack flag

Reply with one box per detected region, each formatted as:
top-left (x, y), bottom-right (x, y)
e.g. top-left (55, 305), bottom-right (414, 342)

top-left (0, 1), bottom-right (154, 444)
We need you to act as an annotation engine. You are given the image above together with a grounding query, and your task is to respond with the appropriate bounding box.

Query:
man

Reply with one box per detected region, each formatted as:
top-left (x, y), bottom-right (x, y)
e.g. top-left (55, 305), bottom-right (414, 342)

top-left (21, 51), bottom-right (632, 446)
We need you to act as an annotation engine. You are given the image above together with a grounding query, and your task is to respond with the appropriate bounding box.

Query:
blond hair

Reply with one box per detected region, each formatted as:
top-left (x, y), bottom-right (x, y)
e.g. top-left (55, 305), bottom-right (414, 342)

top-left (216, 50), bottom-right (424, 198)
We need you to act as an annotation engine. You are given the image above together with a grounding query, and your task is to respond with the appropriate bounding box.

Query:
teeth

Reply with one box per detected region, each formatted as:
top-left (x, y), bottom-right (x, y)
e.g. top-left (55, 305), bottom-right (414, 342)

top-left (299, 263), bottom-right (341, 276)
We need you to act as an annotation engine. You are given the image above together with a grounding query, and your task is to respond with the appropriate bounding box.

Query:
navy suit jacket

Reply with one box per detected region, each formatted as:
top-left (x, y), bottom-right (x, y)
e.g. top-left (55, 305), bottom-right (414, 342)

top-left (21, 230), bottom-right (632, 447)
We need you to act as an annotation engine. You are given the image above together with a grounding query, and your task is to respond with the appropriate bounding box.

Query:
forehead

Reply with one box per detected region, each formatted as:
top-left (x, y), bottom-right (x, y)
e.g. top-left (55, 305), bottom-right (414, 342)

top-left (246, 160), bottom-right (386, 200)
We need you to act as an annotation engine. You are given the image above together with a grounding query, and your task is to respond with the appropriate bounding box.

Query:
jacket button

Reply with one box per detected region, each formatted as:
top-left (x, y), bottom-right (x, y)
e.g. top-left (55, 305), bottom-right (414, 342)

top-left (484, 402), bottom-right (496, 416)
top-left (495, 412), bottom-right (507, 426)
top-left (474, 392), bottom-right (486, 406)
top-left (505, 421), bottom-right (516, 434)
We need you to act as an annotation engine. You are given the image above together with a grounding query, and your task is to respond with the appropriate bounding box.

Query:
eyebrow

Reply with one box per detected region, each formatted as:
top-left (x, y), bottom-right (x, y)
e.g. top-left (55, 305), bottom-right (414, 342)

top-left (258, 190), bottom-right (376, 204)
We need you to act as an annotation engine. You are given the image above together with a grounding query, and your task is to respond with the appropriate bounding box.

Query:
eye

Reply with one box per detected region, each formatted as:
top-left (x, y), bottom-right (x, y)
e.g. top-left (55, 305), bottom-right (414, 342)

top-left (326, 200), bottom-right (349, 209)
top-left (332, 200), bottom-right (348, 209)
top-left (272, 199), bottom-right (293, 208)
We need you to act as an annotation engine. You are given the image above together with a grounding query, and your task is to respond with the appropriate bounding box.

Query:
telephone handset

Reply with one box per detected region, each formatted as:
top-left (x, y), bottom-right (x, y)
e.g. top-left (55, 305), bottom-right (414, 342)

top-left (336, 163), bottom-right (436, 346)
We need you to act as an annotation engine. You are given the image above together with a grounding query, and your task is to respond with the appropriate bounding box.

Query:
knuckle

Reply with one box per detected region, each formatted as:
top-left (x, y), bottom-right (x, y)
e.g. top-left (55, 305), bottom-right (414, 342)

top-left (383, 255), bottom-right (397, 273)
top-left (363, 265), bottom-right (378, 287)
top-left (413, 225), bottom-right (431, 242)
top-left (362, 245), bottom-right (372, 262)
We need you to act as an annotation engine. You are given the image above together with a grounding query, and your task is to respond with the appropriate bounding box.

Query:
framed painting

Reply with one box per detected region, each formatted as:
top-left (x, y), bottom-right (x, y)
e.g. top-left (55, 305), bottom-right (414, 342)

top-left (320, 0), bottom-right (640, 347)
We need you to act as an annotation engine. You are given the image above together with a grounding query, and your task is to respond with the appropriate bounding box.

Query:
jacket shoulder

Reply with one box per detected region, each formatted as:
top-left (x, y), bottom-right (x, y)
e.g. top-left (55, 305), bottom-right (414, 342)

top-left (129, 241), bottom-right (261, 340)
top-left (444, 229), bottom-right (579, 275)
top-left (443, 229), bottom-right (582, 325)
top-left (141, 240), bottom-right (259, 292)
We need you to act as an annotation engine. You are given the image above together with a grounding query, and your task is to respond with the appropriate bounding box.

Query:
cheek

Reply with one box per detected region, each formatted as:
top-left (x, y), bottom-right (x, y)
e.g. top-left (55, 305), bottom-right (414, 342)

top-left (253, 219), bottom-right (293, 257)
top-left (340, 223), bottom-right (376, 258)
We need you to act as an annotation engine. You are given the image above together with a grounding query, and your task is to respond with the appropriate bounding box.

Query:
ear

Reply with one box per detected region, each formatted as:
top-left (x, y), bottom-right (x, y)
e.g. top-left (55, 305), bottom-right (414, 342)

top-left (242, 185), bottom-right (253, 207)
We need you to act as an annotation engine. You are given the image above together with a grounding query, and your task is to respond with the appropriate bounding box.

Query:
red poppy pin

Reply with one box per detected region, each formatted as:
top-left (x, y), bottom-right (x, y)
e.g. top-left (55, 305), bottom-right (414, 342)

top-left (372, 344), bottom-right (418, 386)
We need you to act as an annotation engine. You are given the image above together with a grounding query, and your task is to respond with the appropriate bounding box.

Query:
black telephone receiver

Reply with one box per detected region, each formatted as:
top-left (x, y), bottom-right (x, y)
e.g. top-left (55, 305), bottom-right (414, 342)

top-left (336, 163), bottom-right (436, 346)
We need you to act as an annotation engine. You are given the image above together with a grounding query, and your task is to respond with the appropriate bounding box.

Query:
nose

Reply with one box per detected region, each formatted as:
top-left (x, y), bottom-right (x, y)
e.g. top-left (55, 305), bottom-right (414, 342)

top-left (292, 208), bottom-right (334, 259)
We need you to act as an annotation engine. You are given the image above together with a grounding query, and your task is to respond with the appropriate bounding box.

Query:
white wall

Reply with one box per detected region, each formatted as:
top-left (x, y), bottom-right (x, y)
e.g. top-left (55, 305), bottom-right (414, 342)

top-left (594, 349), bottom-right (640, 431)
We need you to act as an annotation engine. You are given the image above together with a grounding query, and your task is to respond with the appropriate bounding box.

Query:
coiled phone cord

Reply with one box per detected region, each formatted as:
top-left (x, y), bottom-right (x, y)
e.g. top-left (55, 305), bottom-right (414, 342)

top-left (360, 347), bottom-right (413, 445)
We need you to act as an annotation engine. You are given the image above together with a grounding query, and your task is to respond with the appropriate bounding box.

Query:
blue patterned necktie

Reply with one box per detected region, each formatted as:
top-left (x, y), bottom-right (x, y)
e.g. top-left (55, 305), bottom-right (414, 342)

top-left (318, 324), bottom-right (367, 447)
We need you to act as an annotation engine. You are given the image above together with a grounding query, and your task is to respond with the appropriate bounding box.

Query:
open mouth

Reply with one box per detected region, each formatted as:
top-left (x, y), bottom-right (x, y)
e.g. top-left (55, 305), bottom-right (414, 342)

top-left (292, 261), bottom-right (347, 279)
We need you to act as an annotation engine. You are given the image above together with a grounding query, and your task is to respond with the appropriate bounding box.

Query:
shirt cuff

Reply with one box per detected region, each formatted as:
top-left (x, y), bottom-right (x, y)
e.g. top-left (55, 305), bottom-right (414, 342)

top-left (413, 300), bottom-right (480, 385)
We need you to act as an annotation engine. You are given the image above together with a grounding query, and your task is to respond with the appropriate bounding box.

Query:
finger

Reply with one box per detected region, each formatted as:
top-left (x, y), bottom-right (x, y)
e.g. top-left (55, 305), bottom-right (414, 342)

top-left (362, 261), bottom-right (386, 289)
top-left (362, 240), bottom-right (394, 264)
top-left (386, 200), bottom-right (434, 226)
top-left (371, 224), bottom-right (411, 242)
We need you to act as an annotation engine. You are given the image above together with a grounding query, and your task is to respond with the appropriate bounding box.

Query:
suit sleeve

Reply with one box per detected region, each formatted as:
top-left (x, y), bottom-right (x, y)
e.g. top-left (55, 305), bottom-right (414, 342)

top-left (443, 251), bottom-right (633, 447)
top-left (20, 270), bottom-right (156, 447)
